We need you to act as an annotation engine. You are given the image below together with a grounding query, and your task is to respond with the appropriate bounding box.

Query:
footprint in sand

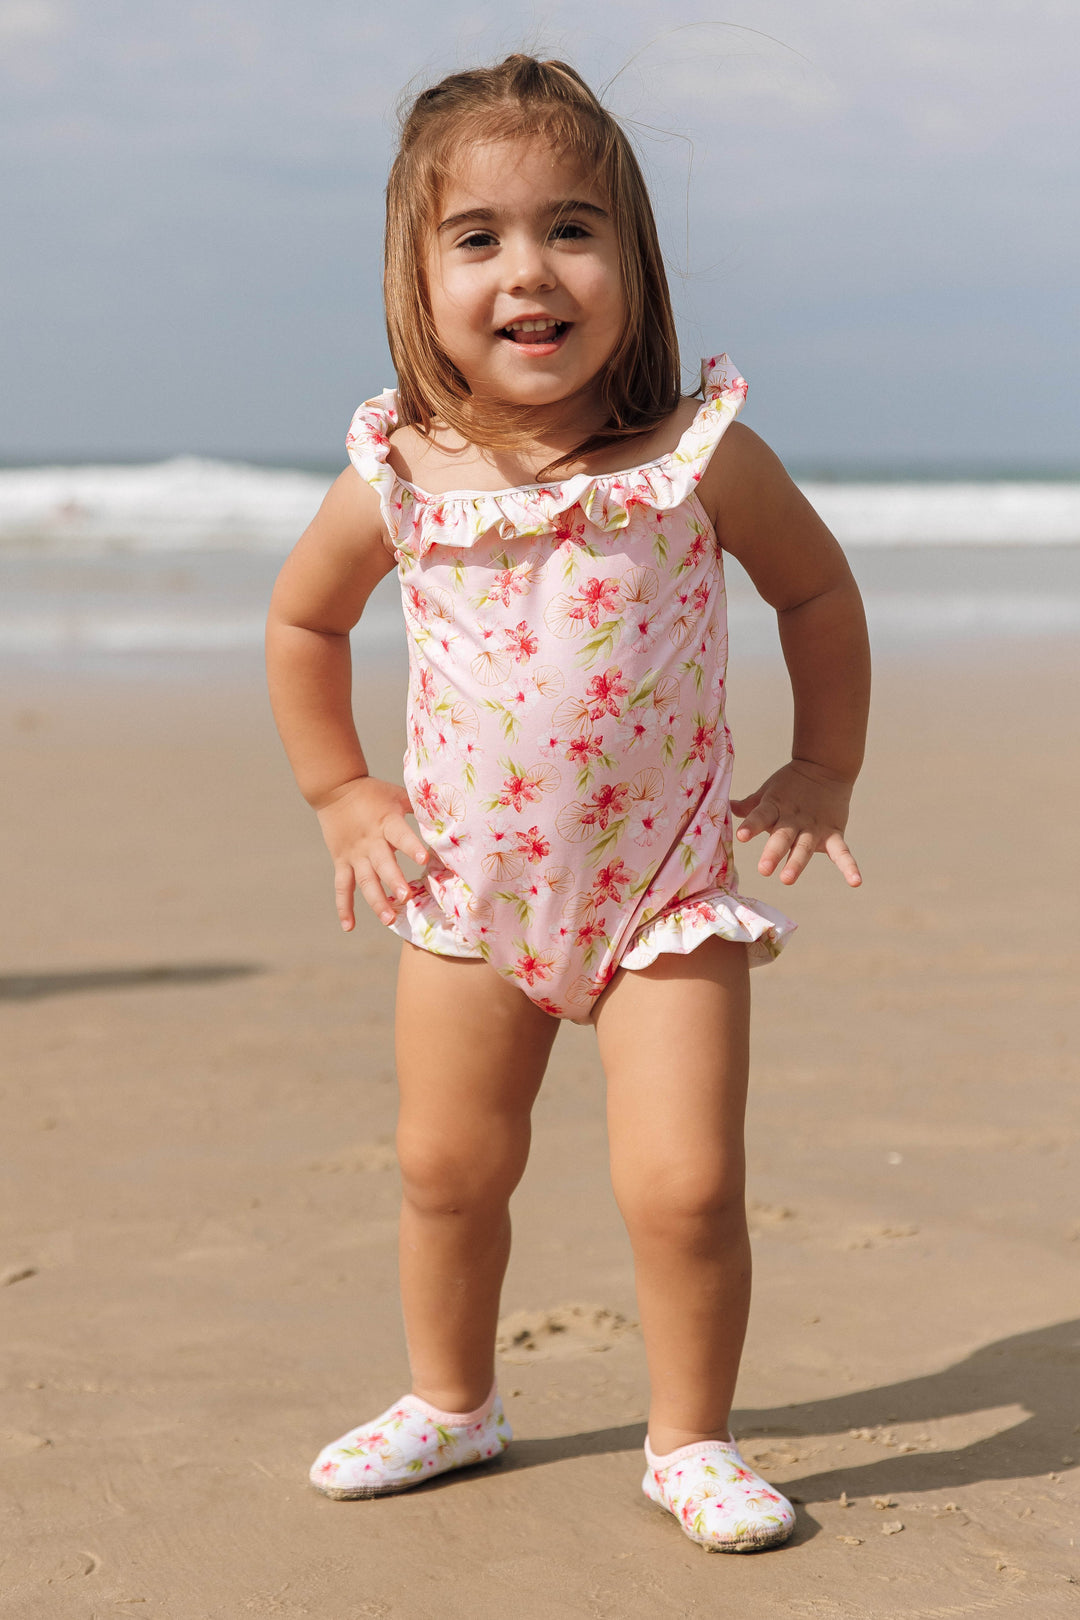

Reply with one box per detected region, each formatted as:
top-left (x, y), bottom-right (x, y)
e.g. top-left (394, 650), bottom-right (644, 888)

top-left (496, 1304), bottom-right (638, 1363)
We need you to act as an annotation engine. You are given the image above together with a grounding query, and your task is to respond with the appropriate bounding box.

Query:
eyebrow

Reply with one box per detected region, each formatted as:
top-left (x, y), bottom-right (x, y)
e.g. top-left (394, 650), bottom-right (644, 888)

top-left (437, 199), bottom-right (609, 235)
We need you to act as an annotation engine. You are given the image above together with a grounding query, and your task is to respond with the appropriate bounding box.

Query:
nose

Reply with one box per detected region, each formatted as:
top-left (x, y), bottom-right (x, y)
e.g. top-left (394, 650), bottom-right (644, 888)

top-left (504, 231), bottom-right (556, 295)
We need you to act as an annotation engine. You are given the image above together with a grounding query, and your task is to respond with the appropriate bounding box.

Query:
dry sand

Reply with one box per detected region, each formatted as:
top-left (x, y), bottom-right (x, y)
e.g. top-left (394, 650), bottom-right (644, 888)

top-left (2, 639), bottom-right (1078, 1618)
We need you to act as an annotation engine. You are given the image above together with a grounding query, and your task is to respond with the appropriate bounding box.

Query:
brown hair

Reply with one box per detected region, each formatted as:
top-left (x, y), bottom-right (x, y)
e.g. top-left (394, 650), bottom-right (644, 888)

top-left (383, 54), bottom-right (683, 479)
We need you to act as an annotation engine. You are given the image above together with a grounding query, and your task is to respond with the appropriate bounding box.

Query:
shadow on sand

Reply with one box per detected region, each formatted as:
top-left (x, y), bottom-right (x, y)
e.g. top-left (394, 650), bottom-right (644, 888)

top-left (0, 962), bottom-right (263, 1001)
top-left (496, 1316), bottom-right (1080, 1511)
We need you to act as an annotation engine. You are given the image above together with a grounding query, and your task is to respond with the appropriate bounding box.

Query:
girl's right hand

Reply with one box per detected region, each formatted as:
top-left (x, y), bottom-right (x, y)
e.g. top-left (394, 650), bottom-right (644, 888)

top-left (313, 777), bottom-right (429, 931)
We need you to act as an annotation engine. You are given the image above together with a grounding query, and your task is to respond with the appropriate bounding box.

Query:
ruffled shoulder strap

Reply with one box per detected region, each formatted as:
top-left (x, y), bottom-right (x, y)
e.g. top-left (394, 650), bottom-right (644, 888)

top-left (343, 353), bottom-right (747, 556)
top-left (345, 389), bottom-right (411, 547)
top-left (572, 353), bottom-right (746, 530)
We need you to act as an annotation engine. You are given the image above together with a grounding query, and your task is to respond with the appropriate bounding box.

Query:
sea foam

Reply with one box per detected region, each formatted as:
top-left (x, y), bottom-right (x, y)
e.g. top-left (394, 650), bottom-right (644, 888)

top-left (1, 458), bottom-right (1079, 554)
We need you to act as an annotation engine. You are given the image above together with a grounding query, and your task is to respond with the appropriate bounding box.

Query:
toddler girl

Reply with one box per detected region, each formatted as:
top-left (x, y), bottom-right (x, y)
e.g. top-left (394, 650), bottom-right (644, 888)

top-left (266, 54), bottom-right (869, 1553)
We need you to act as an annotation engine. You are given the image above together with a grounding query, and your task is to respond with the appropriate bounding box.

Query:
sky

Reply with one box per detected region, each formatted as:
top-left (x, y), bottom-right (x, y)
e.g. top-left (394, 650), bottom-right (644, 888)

top-left (2, 0), bottom-right (1078, 470)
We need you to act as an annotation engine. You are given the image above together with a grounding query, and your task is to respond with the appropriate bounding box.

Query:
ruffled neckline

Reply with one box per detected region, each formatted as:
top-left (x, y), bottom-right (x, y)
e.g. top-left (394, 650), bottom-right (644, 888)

top-left (345, 353), bottom-right (747, 555)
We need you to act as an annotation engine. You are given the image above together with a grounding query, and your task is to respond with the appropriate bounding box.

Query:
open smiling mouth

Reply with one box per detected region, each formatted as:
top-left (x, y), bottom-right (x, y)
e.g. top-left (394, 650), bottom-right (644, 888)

top-left (497, 320), bottom-right (570, 344)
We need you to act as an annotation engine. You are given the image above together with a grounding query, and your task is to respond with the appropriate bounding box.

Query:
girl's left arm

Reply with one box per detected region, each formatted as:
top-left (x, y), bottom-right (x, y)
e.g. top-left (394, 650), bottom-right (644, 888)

top-left (698, 423), bottom-right (871, 888)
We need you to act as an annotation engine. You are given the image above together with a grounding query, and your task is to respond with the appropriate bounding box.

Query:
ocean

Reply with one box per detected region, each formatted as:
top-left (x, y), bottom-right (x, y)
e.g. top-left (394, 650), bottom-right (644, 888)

top-left (2, 458), bottom-right (1079, 671)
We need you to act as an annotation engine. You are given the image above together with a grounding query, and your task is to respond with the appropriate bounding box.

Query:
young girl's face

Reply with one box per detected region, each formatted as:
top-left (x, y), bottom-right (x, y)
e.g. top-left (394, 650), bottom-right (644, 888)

top-left (425, 136), bottom-right (626, 421)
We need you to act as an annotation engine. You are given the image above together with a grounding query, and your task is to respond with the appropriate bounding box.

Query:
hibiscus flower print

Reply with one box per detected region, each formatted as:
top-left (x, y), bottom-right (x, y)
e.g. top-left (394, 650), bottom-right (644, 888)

top-left (592, 859), bottom-right (633, 904)
top-left (585, 666), bottom-right (629, 721)
top-left (502, 619), bottom-right (539, 664)
top-left (626, 608), bottom-right (658, 653)
top-left (544, 576), bottom-right (622, 637)
top-left (490, 761), bottom-right (559, 814)
top-left (479, 561), bottom-right (533, 608)
top-left (565, 733), bottom-right (604, 768)
top-left (620, 704), bottom-right (659, 751)
top-left (415, 667), bottom-right (438, 715)
top-left (507, 945), bottom-right (560, 987)
top-left (628, 800), bottom-right (670, 848)
top-left (683, 716), bottom-right (718, 767)
top-left (514, 826), bottom-right (550, 865)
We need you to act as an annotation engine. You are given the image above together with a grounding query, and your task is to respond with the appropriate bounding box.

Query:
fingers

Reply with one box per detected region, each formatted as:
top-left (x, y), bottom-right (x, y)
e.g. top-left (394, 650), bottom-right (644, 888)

top-left (776, 829), bottom-right (817, 885)
top-left (730, 790), bottom-right (761, 821)
top-left (333, 864), bottom-right (357, 932)
top-left (354, 845), bottom-right (418, 924)
top-left (733, 791), bottom-right (774, 843)
top-left (384, 812), bottom-right (430, 868)
top-left (825, 830), bottom-right (862, 887)
top-left (755, 826), bottom-right (863, 886)
top-left (756, 821), bottom-right (799, 879)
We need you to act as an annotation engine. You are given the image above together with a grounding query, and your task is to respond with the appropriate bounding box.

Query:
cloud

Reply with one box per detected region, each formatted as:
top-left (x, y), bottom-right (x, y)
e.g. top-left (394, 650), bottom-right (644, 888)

top-left (0, 0), bottom-right (66, 41)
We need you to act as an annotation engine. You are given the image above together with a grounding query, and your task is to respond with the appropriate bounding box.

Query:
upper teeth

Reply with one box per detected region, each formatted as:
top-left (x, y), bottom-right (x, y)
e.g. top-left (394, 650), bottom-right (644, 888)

top-left (506, 320), bottom-right (558, 332)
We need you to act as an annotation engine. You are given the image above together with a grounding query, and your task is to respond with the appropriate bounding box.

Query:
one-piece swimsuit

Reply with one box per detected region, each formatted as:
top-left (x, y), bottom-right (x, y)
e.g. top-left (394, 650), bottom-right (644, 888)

top-left (346, 354), bottom-right (795, 1023)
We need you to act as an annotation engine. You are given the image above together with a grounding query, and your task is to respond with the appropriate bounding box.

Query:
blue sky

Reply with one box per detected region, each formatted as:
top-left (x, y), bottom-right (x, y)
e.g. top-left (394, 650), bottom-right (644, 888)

top-left (2, 0), bottom-right (1077, 468)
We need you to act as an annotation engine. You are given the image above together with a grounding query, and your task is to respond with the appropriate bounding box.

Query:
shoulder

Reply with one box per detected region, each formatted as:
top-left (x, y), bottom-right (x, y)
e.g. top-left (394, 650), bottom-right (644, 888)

top-left (304, 462), bottom-right (397, 565)
top-left (695, 422), bottom-right (805, 546)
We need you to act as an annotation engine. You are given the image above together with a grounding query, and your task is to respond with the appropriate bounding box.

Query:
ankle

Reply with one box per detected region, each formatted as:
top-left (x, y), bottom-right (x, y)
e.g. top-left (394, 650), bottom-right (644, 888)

top-left (647, 1421), bottom-right (733, 1459)
top-left (409, 1381), bottom-right (498, 1425)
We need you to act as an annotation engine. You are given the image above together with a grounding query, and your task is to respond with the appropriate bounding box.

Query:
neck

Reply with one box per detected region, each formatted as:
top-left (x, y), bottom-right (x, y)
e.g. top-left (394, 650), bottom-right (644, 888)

top-left (465, 382), bottom-right (610, 459)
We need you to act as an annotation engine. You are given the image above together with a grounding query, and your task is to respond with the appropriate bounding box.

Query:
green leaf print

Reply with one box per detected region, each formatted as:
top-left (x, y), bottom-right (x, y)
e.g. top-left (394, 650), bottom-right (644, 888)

top-left (661, 734), bottom-right (675, 764)
top-left (482, 700), bottom-right (521, 742)
top-left (575, 619), bottom-right (621, 669)
top-left (626, 672), bottom-right (659, 709)
top-left (679, 841), bottom-right (698, 874)
top-left (463, 761), bottom-right (477, 792)
top-left (497, 889), bottom-right (534, 927)
top-left (678, 655), bottom-right (706, 693)
top-left (652, 531), bottom-right (668, 565)
top-left (628, 863), bottom-right (659, 899)
top-left (588, 817), bottom-right (628, 864)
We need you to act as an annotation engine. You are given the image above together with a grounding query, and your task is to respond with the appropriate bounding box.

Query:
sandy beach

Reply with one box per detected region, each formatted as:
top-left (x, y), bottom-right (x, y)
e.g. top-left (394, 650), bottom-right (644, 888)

top-left (2, 636), bottom-right (1078, 1619)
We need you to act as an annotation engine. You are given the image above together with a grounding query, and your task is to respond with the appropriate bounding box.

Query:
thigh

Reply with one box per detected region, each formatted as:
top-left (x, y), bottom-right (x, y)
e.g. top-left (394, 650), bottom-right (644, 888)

top-left (395, 944), bottom-right (559, 1150)
top-left (592, 938), bottom-right (751, 1211)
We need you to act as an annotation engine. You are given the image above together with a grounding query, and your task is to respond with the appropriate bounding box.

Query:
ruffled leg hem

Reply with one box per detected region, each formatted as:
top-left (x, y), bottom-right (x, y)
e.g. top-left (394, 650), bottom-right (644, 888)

top-left (385, 880), bottom-right (484, 960)
top-left (618, 890), bottom-right (796, 973)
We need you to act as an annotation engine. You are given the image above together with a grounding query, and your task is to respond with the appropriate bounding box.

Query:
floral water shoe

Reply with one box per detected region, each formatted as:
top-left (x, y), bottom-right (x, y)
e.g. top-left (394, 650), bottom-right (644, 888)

top-left (642, 1434), bottom-right (796, 1551)
top-left (310, 1384), bottom-right (510, 1499)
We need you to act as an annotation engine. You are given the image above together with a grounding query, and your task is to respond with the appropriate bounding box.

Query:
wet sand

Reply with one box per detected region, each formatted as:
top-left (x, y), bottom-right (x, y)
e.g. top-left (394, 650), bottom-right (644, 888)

top-left (2, 639), bottom-right (1078, 1618)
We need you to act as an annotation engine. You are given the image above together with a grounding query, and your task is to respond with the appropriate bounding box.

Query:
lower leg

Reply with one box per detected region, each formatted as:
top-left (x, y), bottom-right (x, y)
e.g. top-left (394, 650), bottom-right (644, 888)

top-left (398, 1198), bottom-right (512, 1414)
top-left (628, 1200), bottom-right (752, 1455)
top-left (394, 945), bottom-right (558, 1414)
top-left (594, 937), bottom-right (753, 1457)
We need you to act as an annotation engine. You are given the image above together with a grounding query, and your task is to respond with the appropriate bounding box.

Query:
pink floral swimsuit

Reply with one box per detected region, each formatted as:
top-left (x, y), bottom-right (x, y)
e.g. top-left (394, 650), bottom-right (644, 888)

top-left (347, 355), bottom-right (794, 1023)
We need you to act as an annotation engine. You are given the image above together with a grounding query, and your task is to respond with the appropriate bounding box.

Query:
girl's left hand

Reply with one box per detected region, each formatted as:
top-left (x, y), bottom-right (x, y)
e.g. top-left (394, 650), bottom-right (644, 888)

top-left (731, 759), bottom-right (862, 887)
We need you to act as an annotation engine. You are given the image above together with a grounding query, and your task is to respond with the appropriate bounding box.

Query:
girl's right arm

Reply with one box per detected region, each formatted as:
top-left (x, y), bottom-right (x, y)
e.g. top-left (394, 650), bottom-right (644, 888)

top-left (265, 466), bottom-right (429, 931)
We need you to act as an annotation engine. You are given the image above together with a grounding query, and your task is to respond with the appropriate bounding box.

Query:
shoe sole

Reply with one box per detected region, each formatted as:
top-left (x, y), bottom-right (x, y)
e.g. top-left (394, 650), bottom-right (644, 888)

top-left (310, 1452), bottom-right (506, 1500)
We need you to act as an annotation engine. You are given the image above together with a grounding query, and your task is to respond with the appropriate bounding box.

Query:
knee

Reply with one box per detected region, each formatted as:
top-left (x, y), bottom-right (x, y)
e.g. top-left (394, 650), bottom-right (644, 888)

top-left (614, 1161), bottom-right (747, 1247)
top-left (397, 1122), bottom-right (528, 1217)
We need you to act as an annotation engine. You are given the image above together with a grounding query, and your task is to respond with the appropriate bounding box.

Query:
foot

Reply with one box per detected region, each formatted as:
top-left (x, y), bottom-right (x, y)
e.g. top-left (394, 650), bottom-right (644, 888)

top-left (642, 1434), bottom-right (796, 1552)
top-left (310, 1385), bottom-right (510, 1499)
